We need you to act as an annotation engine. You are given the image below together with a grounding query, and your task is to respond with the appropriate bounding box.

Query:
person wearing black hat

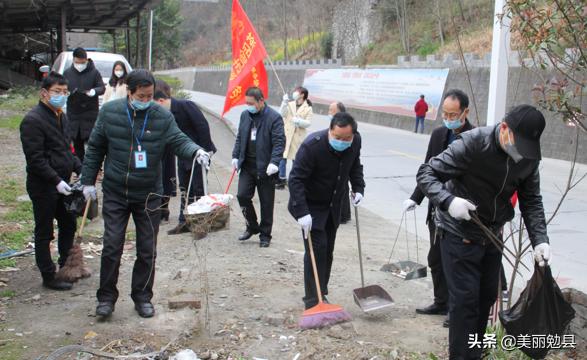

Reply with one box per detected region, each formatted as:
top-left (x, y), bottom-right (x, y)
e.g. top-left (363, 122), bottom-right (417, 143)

top-left (416, 104), bottom-right (551, 360)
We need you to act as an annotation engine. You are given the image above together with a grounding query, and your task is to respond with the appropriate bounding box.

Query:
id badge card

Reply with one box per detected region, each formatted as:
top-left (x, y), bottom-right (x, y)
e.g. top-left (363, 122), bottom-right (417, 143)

top-left (251, 127), bottom-right (257, 141)
top-left (134, 151), bottom-right (147, 169)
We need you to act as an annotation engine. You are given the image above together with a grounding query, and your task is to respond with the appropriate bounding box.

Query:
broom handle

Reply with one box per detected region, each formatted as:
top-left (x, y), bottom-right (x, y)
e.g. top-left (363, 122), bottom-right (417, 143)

top-left (306, 231), bottom-right (323, 303)
top-left (76, 198), bottom-right (92, 243)
top-left (201, 162), bottom-right (208, 196)
top-left (354, 205), bottom-right (365, 288)
top-left (225, 168), bottom-right (237, 194)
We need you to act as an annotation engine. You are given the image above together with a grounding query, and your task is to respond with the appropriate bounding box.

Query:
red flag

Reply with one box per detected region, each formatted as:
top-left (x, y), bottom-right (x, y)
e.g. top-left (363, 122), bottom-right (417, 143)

top-left (222, 0), bottom-right (269, 115)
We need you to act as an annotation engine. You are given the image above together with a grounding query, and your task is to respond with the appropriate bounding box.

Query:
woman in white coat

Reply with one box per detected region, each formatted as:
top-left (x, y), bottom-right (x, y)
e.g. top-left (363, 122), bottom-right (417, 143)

top-left (277, 86), bottom-right (313, 189)
top-left (103, 61), bottom-right (128, 103)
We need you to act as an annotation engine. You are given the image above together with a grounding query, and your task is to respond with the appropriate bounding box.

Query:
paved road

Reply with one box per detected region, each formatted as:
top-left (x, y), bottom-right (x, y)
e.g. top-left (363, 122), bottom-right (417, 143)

top-left (188, 90), bottom-right (587, 293)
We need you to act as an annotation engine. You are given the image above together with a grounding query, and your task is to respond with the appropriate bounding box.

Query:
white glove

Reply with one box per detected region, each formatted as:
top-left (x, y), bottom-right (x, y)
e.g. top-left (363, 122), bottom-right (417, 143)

top-left (232, 158), bottom-right (239, 170)
top-left (297, 214), bottom-right (312, 237)
top-left (282, 94), bottom-right (289, 103)
top-left (352, 193), bottom-right (363, 207)
top-left (293, 117), bottom-right (302, 127)
top-left (195, 149), bottom-right (211, 169)
top-left (86, 89), bottom-right (96, 97)
top-left (82, 185), bottom-right (97, 201)
top-left (266, 163), bottom-right (279, 176)
top-left (448, 197), bottom-right (477, 221)
top-left (533, 243), bottom-right (551, 267)
top-left (56, 181), bottom-right (72, 196)
top-left (403, 199), bottom-right (417, 212)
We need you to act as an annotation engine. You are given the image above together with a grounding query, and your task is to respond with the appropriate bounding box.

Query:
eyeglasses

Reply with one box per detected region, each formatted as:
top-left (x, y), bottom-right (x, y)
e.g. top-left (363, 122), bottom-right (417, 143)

top-left (48, 90), bottom-right (70, 96)
top-left (442, 111), bottom-right (464, 120)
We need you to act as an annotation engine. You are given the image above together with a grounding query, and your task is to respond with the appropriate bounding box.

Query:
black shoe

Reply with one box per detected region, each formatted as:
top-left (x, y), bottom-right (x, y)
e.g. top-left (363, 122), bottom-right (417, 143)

top-left (96, 301), bottom-right (115, 317)
top-left (161, 209), bottom-right (170, 222)
top-left (416, 303), bottom-right (448, 315)
top-left (167, 223), bottom-right (190, 235)
top-left (443, 315), bottom-right (450, 328)
top-left (275, 179), bottom-right (287, 190)
top-left (340, 218), bottom-right (351, 224)
top-left (135, 302), bottom-right (155, 318)
top-left (259, 240), bottom-right (270, 248)
top-left (43, 278), bottom-right (73, 291)
top-left (238, 229), bottom-right (259, 241)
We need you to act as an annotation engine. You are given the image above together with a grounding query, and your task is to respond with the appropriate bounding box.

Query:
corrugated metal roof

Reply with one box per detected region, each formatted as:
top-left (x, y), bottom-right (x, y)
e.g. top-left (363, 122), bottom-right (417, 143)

top-left (0, 0), bottom-right (162, 33)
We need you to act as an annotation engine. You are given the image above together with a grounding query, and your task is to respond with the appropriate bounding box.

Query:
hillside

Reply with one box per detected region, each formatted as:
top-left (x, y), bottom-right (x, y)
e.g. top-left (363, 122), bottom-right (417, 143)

top-left (177, 0), bottom-right (495, 67)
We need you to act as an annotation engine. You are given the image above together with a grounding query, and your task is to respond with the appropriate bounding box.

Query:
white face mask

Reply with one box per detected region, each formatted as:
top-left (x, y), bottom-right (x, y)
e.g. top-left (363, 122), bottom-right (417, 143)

top-left (114, 70), bottom-right (124, 78)
top-left (74, 63), bottom-right (87, 72)
top-left (292, 91), bottom-right (300, 101)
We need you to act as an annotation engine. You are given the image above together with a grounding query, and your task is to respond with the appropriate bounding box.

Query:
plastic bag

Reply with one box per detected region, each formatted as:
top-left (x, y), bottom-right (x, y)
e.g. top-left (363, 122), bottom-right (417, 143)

top-left (499, 265), bottom-right (575, 359)
top-left (186, 194), bottom-right (233, 215)
top-left (63, 182), bottom-right (99, 220)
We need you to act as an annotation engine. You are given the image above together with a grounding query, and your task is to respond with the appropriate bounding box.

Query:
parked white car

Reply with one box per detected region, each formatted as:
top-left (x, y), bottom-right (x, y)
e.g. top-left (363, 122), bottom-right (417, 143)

top-left (51, 51), bottom-right (133, 107)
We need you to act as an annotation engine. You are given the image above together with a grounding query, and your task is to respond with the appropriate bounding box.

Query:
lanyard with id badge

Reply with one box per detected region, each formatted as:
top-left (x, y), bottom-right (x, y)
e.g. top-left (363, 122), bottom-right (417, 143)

top-left (126, 107), bottom-right (149, 169)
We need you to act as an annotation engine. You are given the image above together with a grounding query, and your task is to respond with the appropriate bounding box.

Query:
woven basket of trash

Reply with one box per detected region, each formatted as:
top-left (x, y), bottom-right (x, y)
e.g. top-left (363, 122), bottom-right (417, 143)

top-left (185, 194), bottom-right (232, 239)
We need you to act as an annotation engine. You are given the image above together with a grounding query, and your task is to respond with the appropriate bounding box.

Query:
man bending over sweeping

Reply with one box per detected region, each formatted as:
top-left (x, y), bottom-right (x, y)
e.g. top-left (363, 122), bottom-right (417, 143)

top-left (288, 112), bottom-right (365, 310)
top-left (80, 69), bottom-right (210, 319)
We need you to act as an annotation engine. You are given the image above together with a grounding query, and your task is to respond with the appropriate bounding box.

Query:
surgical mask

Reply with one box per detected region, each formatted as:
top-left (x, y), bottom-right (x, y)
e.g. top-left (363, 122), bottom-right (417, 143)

top-left (443, 118), bottom-right (462, 130)
top-left (327, 114), bottom-right (334, 121)
top-left (131, 99), bottom-right (153, 111)
top-left (292, 91), bottom-right (300, 101)
top-left (247, 105), bottom-right (259, 114)
top-left (48, 94), bottom-right (67, 109)
top-left (502, 129), bottom-right (523, 163)
top-left (74, 63), bottom-right (87, 72)
top-left (114, 70), bottom-right (124, 78)
top-left (329, 138), bottom-right (352, 152)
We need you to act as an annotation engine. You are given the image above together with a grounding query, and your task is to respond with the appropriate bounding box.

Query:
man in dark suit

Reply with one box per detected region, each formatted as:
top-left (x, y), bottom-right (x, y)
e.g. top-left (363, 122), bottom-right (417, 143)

top-left (232, 87), bottom-right (285, 248)
top-left (154, 80), bottom-right (217, 234)
top-left (288, 112), bottom-right (365, 309)
top-left (403, 89), bottom-right (473, 326)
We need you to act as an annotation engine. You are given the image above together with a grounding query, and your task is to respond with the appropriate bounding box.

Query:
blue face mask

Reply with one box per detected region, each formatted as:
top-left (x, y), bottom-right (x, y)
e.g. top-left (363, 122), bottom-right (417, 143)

top-left (48, 94), bottom-right (67, 109)
top-left (327, 114), bottom-right (334, 121)
top-left (443, 118), bottom-right (462, 130)
top-left (329, 138), bottom-right (352, 152)
top-left (247, 105), bottom-right (259, 114)
top-left (131, 99), bottom-right (153, 111)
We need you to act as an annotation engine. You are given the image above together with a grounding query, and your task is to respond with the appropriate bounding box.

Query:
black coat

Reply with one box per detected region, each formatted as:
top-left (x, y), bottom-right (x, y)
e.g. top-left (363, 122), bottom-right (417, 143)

top-left (63, 59), bottom-right (105, 140)
top-left (232, 105), bottom-right (285, 177)
top-left (20, 102), bottom-right (82, 197)
top-left (410, 120), bottom-right (474, 223)
top-left (171, 98), bottom-right (216, 170)
top-left (417, 125), bottom-right (549, 246)
top-left (288, 129), bottom-right (365, 230)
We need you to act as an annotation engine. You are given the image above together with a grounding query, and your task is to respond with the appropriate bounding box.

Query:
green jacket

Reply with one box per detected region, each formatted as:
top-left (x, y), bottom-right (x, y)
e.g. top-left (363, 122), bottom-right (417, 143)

top-left (81, 98), bottom-right (201, 202)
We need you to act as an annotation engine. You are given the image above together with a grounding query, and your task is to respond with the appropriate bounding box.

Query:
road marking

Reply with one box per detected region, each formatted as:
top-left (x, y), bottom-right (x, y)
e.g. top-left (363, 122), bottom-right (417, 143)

top-left (386, 149), bottom-right (424, 161)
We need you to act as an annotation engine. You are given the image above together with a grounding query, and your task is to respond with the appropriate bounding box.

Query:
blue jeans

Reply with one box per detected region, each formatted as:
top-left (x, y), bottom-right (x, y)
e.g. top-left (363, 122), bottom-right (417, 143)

top-left (415, 116), bottom-right (425, 133)
top-left (278, 158), bottom-right (287, 180)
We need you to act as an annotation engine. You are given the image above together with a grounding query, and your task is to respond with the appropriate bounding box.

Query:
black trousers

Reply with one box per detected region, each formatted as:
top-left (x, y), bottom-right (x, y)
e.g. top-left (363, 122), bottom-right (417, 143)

top-left (73, 132), bottom-right (85, 162)
top-left (30, 192), bottom-right (77, 282)
top-left (178, 164), bottom-right (205, 224)
top-left (428, 220), bottom-right (448, 307)
top-left (97, 190), bottom-right (161, 304)
top-left (303, 215), bottom-right (338, 307)
top-left (441, 230), bottom-right (502, 360)
top-left (340, 183), bottom-right (351, 222)
top-left (236, 166), bottom-right (275, 242)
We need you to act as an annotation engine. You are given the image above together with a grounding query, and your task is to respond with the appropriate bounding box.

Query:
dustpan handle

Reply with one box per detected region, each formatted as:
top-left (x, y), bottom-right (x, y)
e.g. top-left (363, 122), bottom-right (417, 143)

top-left (354, 205), bottom-right (365, 288)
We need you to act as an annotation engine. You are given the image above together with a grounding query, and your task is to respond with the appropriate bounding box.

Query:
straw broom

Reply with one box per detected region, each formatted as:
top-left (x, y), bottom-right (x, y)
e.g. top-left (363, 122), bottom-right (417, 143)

top-left (299, 232), bottom-right (352, 329)
top-left (55, 199), bottom-right (92, 282)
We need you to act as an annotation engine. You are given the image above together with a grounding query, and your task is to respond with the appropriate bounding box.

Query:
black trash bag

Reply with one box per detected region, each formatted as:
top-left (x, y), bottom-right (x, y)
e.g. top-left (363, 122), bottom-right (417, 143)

top-left (499, 265), bottom-right (575, 359)
top-left (63, 182), bottom-right (99, 220)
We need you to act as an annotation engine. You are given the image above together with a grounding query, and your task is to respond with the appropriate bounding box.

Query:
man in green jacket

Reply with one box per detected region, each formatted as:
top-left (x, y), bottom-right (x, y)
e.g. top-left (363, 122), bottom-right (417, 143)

top-left (80, 70), bottom-right (210, 319)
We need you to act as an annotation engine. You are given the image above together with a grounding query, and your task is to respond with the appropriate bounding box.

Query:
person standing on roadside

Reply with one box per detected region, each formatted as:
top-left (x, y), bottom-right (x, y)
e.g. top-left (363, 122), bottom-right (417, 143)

top-left (414, 94), bottom-right (429, 134)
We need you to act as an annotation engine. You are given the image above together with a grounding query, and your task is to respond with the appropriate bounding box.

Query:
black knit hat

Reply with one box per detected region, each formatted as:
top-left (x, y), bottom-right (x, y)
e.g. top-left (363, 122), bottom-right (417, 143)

top-left (504, 105), bottom-right (546, 160)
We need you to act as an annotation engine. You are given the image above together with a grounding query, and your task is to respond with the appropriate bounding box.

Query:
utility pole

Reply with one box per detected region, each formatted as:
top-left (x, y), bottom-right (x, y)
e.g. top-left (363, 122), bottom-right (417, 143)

top-left (147, 9), bottom-right (154, 71)
top-left (282, 0), bottom-right (288, 61)
top-left (486, 0), bottom-right (510, 126)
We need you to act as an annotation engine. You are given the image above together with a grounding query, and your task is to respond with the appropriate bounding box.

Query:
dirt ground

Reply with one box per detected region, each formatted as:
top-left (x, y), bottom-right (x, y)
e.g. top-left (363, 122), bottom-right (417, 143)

top-left (0, 112), bottom-right (579, 359)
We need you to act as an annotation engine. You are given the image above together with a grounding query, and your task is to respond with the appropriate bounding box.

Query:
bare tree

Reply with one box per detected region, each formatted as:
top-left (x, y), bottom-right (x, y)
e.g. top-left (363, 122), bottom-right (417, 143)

top-left (435, 0), bottom-right (445, 47)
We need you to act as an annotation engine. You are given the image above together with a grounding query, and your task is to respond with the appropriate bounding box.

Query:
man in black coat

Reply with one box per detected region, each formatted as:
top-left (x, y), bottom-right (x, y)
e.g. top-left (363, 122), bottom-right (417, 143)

top-left (63, 47), bottom-right (105, 161)
top-left (154, 80), bottom-right (217, 233)
top-left (417, 105), bottom-right (552, 359)
top-left (20, 72), bottom-right (82, 291)
top-left (403, 89), bottom-right (473, 324)
top-left (288, 112), bottom-right (365, 309)
top-left (232, 87), bottom-right (285, 248)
